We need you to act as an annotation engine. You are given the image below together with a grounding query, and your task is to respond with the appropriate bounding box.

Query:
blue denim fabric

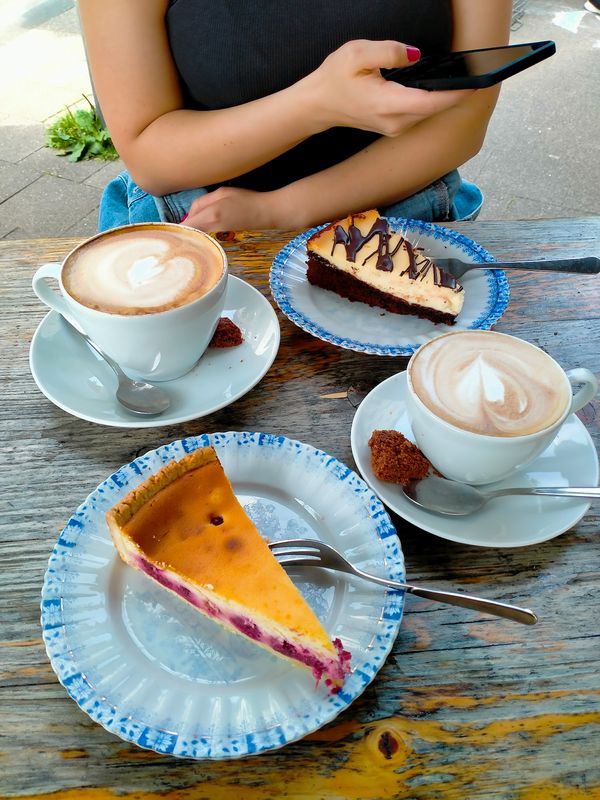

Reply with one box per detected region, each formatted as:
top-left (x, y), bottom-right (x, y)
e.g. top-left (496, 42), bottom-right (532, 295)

top-left (97, 168), bottom-right (482, 232)
top-left (381, 169), bottom-right (483, 222)
top-left (98, 172), bottom-right (207, 231)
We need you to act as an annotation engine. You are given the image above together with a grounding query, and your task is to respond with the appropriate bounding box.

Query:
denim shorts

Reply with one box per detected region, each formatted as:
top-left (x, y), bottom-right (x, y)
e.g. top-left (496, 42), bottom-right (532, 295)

top-left (97, 169), bottom-right (483, 232)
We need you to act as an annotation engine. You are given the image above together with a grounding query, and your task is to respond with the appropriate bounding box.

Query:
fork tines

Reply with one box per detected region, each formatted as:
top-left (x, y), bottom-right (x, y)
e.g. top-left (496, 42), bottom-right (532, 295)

top-left (268, 539), bottom-right (323, 564)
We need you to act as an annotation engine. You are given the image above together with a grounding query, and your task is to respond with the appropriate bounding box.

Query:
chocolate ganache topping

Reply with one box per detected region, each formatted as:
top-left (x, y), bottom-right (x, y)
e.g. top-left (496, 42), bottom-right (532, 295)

top-left (331, 214), bottom-right (462, 291)
top-left (406, 247), bottom-right (462, 291)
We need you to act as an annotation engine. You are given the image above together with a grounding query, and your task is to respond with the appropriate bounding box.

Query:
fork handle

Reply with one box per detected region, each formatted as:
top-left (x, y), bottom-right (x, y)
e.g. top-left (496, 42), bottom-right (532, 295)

top-left (404, 585), bottom-right (537, 625)
top-left (474, 257), bottom-right (600, 274)
top-left (354, 569), bottom-right (537, 625)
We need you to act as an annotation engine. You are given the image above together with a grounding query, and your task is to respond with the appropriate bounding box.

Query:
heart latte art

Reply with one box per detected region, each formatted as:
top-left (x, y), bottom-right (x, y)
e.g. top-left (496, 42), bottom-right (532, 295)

top-left (409, 331), bottom-right (571, 437)
top-left (63, 227), bottom-right (224, 315)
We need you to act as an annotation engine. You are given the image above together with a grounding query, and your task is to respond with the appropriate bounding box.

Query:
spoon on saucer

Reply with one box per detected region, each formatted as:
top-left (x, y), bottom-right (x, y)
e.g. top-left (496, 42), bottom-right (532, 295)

top-left (60, 315), bottom-right (171, 416)
top-left (404, 475), bottom-right (600, 516)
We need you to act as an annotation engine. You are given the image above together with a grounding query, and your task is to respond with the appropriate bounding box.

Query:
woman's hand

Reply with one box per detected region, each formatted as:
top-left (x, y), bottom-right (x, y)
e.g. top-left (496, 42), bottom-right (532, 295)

top-left (183, 186), bottom-right (289, 233)
top-left (302, 39), bottom-right (474, 137)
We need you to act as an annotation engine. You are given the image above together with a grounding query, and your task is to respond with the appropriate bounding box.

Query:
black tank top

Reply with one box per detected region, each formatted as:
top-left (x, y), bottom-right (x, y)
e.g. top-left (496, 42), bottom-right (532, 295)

top-left (166, 1), bottom-right (453, 191)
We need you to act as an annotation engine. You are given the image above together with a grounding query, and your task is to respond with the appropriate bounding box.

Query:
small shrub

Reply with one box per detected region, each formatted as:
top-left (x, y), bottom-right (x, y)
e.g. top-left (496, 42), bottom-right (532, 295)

top-left (46, 95), bottom-right (118, 162)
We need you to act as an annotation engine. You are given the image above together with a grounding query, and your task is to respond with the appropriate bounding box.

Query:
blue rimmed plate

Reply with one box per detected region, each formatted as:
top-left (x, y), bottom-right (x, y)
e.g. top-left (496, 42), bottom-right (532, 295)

top-left (41, 432), bottom-right (404, 759)
top-left (270, 217), bottom-right (509, 356)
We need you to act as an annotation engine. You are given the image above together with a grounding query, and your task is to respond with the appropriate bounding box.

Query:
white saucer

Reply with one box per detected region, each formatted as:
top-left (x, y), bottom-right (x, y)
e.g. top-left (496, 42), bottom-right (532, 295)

top-left (29, 276), bottom-right (280, 428)
top-left (351, 371), bottom-right (599, 548)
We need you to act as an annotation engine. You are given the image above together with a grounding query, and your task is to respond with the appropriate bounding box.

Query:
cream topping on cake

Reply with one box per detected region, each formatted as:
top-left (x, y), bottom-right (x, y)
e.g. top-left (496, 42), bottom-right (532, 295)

top-left (308, 209), bottom-right (464, 317)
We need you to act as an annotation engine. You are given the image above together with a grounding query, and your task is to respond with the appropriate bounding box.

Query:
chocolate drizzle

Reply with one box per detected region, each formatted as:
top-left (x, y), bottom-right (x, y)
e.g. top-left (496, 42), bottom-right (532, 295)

top-left (332, 215), bottom-right (399, 272)
top-left (331, 214), bottom-right (462, 291)
top-left (403, 246), bottom-right (463, 292)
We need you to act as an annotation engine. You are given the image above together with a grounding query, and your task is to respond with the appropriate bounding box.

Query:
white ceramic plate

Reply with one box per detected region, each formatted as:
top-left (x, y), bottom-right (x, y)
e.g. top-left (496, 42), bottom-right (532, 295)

top-left (41, 432), bottom-right (404, 759)
top-left (29, 276), bottom-right (280, 428)
top-left (351, 372), bottom-right (599, 548)
top-left (270, 218), bottom-right (509, 356)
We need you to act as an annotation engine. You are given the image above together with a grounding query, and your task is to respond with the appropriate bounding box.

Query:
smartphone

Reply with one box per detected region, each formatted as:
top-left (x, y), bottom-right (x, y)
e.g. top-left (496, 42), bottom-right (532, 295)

top-left (383, 40), bottom-right (556, 90)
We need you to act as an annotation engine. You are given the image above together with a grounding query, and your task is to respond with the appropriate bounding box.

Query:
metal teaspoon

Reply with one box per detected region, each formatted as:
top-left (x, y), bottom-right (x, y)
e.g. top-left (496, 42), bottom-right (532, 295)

top-left (403, 475), bottom-right (600, 516)
top-left (60, 314), bottom-right (171, 416)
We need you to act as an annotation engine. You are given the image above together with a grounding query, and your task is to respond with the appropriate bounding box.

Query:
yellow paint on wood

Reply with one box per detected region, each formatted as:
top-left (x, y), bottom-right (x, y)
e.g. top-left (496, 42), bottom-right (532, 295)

top-left (399, 687), bottom-right (600, 716)
top-left (6, 711), bottom-right (599, 800)
top-left (0, 638), bottom-right (41, 647)
top-left (59, 750), bottom-right (88, 759)
top-left (519, 784), bottom-right (600, 800)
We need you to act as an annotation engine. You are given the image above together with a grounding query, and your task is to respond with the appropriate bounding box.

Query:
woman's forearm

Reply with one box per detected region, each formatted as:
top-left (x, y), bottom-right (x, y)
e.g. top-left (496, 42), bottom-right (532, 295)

top-left (275, 87), bottom-right (500, 228)
top-left (124, 89), bottom-right (317, 196)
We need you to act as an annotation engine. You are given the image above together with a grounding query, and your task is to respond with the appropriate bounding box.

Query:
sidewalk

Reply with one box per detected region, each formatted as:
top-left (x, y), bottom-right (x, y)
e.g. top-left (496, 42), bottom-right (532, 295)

top-left (0, 0), bottom-right (599, 240)
top-left (0, 3), bottom-right (123, 239)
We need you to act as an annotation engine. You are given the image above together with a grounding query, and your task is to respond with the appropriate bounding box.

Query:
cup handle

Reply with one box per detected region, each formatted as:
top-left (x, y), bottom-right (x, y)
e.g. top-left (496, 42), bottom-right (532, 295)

top-left (32, 262), bottom-right (69, 315)
top-left (566, 368), bottom-right (599, 414)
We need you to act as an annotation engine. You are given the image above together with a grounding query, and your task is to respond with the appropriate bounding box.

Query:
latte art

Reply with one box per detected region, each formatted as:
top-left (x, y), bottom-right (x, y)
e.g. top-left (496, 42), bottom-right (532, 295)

top-left (64, 227), bottom-right (224, 315)
top-left (410, 331), bottom-right (570, 437)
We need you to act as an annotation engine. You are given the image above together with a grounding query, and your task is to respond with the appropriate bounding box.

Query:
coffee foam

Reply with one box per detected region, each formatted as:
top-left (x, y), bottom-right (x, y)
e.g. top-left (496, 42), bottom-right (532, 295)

top-left (410, 331), bottom-right (570, 437)
top-left (64, 228), bottom-right (223, 315)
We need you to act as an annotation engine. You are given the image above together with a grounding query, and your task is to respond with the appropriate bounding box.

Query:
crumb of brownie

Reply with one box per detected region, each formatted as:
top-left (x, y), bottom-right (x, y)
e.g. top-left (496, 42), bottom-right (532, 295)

top-left (368, 430), bottom-right (433, 486)
top-left (209, 317), bottom-right (243, 348)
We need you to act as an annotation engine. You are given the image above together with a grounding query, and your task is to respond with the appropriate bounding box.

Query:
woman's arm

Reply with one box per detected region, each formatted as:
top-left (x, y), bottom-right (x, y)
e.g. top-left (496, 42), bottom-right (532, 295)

top-left (263, 0), bottom-right (513, 228)
top-left (78, 0), bottom-right (477, 196)
top-left (183, 0), bottom-right (511, 231)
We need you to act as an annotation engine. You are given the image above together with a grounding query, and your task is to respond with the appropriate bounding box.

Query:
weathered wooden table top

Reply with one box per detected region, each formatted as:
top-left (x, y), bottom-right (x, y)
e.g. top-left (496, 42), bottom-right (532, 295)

top-left (1, 218), bottom-right (599, 800)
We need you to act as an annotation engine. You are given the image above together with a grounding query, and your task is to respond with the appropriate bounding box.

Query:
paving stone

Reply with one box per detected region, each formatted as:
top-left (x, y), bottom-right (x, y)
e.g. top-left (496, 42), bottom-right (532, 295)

top-left (2, 226), bottom-right (35, 240)
top-left (462, 0), bottom-right (600, 221)
top-left (84, 158), bottom-right (125, 189)
top-left (0, 159), bottom-right (39, 203)
top-left (476, 193), bottom-right (588, 222)
top-left (0, 222), bottom-right (19, 239)
top-left (0, 23), bottom-right (91, 126)
top-left (20, 146), bottom-right (107, 182)
top-left (24, 1), bottom-right (76, 32)
top-left (0, 123), bottom-right (47, 163)
top-left (0, 174), bottom-right (102, 238)
top-left (64, 207), bottom-right (100, 238)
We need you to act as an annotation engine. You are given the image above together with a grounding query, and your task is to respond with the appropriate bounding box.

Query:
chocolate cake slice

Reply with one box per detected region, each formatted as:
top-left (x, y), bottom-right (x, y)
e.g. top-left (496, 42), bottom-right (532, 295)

top-left (306, 209), bottom-right (464, 325)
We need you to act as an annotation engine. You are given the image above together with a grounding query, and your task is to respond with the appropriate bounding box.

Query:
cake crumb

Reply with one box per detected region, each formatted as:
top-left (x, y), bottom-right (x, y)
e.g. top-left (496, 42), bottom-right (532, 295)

top-left (209, 317), bottom-right (243, 348)
top-left (368, 430), bottom-right (433, 486)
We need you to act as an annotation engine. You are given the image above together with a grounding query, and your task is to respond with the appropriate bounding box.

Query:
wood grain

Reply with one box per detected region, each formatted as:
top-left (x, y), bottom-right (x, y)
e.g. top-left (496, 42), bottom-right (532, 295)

top-left (1, 219), bottom-right (599, 800)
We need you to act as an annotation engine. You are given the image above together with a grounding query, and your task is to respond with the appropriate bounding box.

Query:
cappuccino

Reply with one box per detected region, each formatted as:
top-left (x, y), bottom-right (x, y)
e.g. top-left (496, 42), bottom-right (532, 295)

top-left (409, 330), bottom-right (570, 437)
top-left (63, 225), bottom-right (224, 315)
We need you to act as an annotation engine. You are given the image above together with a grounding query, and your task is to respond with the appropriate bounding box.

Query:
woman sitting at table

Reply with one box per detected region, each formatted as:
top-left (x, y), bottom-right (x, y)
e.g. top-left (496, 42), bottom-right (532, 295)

top-left (78, 0), bottom-right (512, 234)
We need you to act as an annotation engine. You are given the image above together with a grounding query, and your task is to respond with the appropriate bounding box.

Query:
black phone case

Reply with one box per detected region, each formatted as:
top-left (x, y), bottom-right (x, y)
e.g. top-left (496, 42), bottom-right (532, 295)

top-left (384, 40), bottom-right (556, 91)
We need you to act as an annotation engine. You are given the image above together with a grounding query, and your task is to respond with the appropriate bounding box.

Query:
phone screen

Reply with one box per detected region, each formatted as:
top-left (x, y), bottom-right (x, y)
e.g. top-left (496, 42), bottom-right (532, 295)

top-left (413, 44), bottom-right (540, 81)
top-left (385, 41), bottom-right (555, 90)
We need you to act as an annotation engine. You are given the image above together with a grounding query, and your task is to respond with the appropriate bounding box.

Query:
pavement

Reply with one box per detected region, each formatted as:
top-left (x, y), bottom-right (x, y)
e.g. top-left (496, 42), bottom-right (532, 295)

top-left (0, 0), bottom-right (599, 240)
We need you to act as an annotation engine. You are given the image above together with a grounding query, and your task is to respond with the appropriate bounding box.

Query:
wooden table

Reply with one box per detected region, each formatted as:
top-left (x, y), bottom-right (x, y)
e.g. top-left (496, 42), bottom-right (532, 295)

top-left (1, 219), bottom-right (599, 800)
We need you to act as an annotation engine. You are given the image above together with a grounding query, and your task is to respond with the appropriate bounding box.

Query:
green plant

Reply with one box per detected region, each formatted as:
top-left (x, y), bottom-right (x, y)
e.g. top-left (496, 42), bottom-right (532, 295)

top-left (46, 95), bottom-right (119, 162)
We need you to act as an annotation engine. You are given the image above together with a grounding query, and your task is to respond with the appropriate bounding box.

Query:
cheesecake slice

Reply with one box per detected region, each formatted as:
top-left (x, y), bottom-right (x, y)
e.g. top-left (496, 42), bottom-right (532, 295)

top-left (306, 209), bottom-right (464, 324)
top-left (106, 446), bottom-right (351, 687)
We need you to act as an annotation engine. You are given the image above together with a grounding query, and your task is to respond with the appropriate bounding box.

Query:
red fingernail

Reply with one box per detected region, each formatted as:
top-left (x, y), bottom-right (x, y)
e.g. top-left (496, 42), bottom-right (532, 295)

top-left (407, 46), bottom-right (421, 63)
top-left (181, 213), bottom-right (189, 222)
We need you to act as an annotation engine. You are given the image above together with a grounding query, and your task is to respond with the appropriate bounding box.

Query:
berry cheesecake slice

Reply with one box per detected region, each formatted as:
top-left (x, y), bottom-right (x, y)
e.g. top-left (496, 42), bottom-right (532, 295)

top-left (306, 209), bottom-right (464, 325)
top-left (106, 446), bottom-right (350, 687)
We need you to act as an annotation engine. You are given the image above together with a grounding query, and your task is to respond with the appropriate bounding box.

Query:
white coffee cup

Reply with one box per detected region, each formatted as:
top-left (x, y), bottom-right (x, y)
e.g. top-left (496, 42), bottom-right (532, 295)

top-left (32, 222), bottom-right (228, 382)
top-left (406, 329), bottom-right (598, 485)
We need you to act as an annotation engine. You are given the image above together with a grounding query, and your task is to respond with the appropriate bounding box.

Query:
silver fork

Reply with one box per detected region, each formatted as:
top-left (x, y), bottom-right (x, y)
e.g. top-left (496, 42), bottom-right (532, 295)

top-left (269, 539), bottom-right (537, 626)
top-left (434, 255), bottom-right (600, 280)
